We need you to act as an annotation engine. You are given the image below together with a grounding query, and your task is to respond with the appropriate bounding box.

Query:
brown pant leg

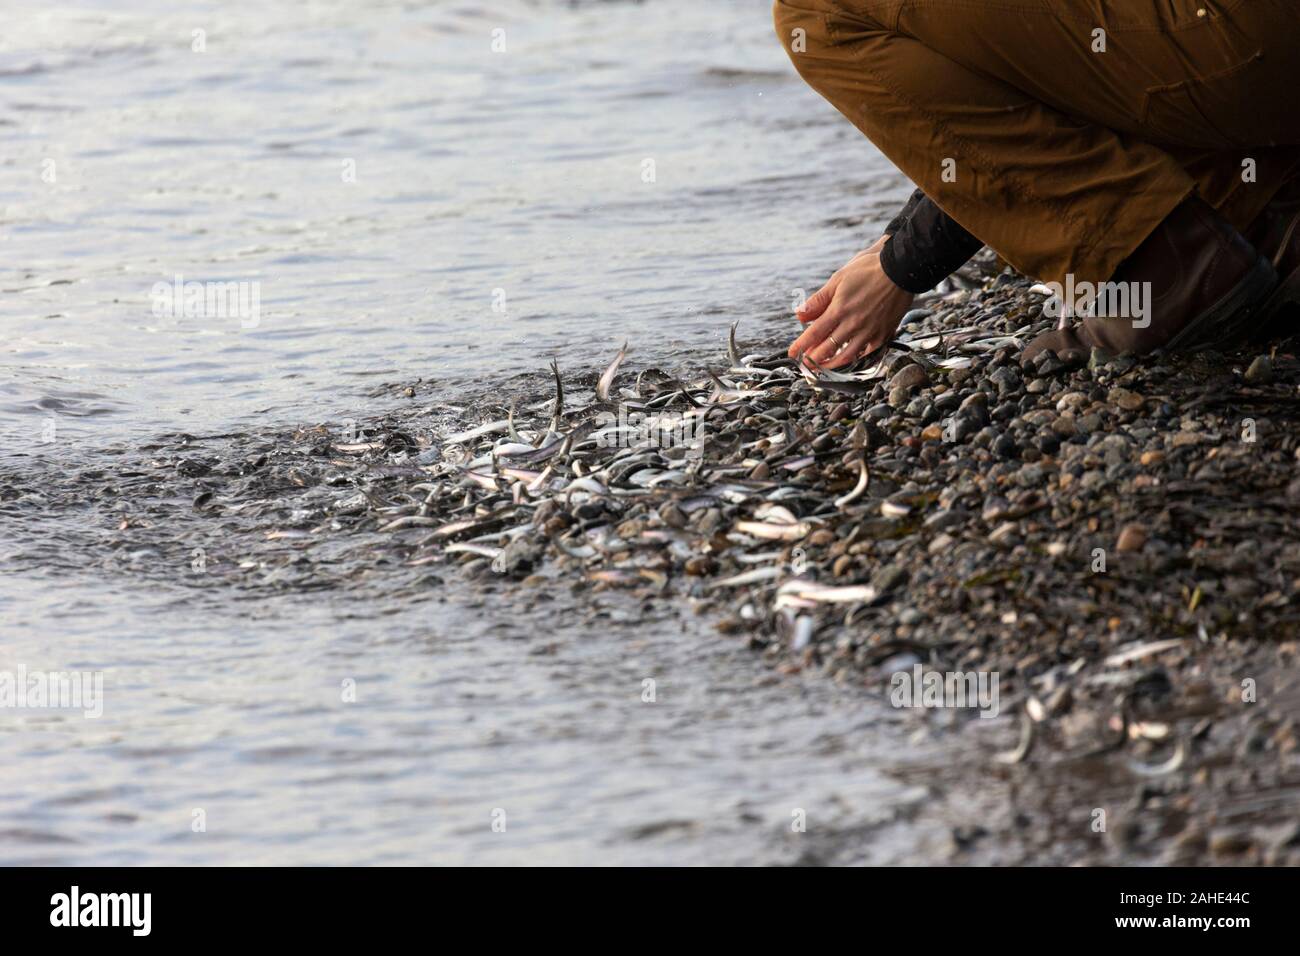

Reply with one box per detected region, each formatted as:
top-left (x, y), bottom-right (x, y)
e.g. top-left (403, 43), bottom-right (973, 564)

top-left (1174, 147), bottom-right (1300, 235)
top-left (774, 0), bottom-right (1300, 284)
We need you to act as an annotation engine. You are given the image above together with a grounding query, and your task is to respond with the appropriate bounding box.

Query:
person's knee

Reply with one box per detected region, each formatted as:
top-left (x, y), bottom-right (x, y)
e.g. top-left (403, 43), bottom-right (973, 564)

top-left (773, 0), bottom-right (825, 65)
top-left (772, 0), bottom-right (798, 56)
top-left (774, 1), bottom-right (890, 71)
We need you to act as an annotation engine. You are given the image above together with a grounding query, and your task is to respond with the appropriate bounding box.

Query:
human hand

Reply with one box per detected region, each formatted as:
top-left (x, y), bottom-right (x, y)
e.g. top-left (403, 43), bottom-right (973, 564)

top-left (788, 236), bottom-right (914, 369)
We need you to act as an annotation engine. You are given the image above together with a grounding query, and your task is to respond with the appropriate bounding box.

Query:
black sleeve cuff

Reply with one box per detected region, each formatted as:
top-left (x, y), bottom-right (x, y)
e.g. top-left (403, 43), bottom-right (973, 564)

top-left (879, 192), bottom-right (985, 295)
top-left (885, 188), bottom-right (927, 237)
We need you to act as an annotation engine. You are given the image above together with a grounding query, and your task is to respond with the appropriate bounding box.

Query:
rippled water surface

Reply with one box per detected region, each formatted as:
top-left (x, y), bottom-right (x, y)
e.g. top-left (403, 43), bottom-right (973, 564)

top-left (0, 0), bottom-right (927, 864)
top-left (2, 0), bottom-right (907, 447)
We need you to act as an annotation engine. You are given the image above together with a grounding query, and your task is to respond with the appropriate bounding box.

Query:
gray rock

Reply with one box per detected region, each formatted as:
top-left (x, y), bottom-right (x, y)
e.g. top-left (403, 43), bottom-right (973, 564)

top-left (989, 366), bottom-right (1022, 395)
top-left (889, 363), bottom-right (929, 392)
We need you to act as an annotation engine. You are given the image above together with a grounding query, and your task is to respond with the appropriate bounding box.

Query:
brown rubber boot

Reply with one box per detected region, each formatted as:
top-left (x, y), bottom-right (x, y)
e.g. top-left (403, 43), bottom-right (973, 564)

top-left (1021, 197), bottom-right (1277, 368)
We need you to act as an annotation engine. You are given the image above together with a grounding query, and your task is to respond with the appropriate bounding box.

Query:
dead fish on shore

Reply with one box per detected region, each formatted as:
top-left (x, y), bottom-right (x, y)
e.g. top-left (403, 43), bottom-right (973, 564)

top-left (462, 471), bottom-right (500, 491)
top-left (333, 441), bottom-right (387, 454)
top-left (732, 550), bottom-right (786, 565)
top-left (1104, 638), bottom-right (1185, 667)
top-left (549, 359), bottom-right (565, 433)
top-left (834, 458), bottom-right (869, 509)
top-left (596, 342), bottom-right (628, 402)
top-left (377, 515), bottom-right (441, 532)
top-left (499, 431), bottom-right (575, 466)
top-left (728, 321), bottom-right (744, 368)
top-left (795, 356), bottom-right (877, 394)
top-left (994, 713), bottom-right (1036, 765)
top-left (710, 566), bottom-right (784, 588)
top-left (791, 614), bottom-right (815, 652)
top-left (443, 419), bottom-right (512, 444)
top-left (444, 542), bottom-right (503, 560)
top-left (565, 476), bottom-right (608, 497)
top-left (589, 568), bottom-right (667, 589)
top-left (427, 511), bottom-right (515, 540)
top-left (1126, 737), bottom-right (1187, 777)
top-left (880, 499), bottom-right (912, 518)
top-left (774, 580), bottom-right (878, 608)
top-left (498, 466), bottom-right (543, 484)
top-left (506, 401), bottom-right (522, 441)
top-left (461, 442), bottom-right (537, 470)
top-left (707, 371), bottom-right (768, 404)
top-left (733, 519), bottom-right (810, 541)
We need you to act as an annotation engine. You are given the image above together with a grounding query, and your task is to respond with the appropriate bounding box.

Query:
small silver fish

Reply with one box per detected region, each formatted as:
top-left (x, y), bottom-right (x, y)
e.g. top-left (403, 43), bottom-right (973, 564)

top-left (596, 342), bottom-right (628, 402)
top-left (834, 458), bottom-right (869, 509)
top-left (443, 420), bottom-right (511, 444)
top-left (733, 520), bottom-right (809, 541)
top-left (710, 567), bottom-right (784, 588)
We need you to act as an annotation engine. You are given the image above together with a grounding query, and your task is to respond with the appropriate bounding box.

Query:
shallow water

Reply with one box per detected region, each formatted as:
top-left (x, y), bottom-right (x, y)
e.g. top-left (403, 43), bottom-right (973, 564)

top-left (0, 0), bottom-right (928, 865)
top-left (2, 0), bottom-right (907, 449)
top-left (2, 563), bottom-right (942, 865)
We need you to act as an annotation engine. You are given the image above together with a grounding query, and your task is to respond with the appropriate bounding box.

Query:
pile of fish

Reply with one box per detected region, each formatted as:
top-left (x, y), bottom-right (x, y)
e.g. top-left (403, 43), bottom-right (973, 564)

top-left (348, 298), bottom-right (1038, 621)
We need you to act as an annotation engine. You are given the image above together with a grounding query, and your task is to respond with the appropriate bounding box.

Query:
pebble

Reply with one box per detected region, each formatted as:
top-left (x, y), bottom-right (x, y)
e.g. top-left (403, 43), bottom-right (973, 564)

top-left (1088, 346), bottom-right (1114, 369)
top-left (1140, 450), bottom-right (1165, 466)
top-left (889, 363), bottom-right (929, 392)
top-left (1056, 392), bottom-right (1087, 412)
top-left (1108, 387), bottom-right (1144, 412)
top-left (989, 366), bottom-right (1021, 395)
top-left (685, 556), bottom-right (715, 575)
top-left (988, 521), bottom-right (1018, 544)
top-left (1116, 524), bottom-right (1147, 552)
top-left (870, 563), bottom-right (908, 592)
top-left (1208, 829), bottom-right (1254, 857)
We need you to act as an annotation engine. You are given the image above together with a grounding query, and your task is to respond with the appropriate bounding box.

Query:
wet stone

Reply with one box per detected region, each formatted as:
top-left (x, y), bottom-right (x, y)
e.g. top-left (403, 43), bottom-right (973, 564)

top-left (989, 366), bottom-right (1021, 395)
top-left (1107, 387), bottom-right (1145, 412)
top-left (1116, 524), bottom-right (1147, 552)
top-left (870, 563), bottom-right (908, 593)
top-left (888, 363), bottom-right (929, 392)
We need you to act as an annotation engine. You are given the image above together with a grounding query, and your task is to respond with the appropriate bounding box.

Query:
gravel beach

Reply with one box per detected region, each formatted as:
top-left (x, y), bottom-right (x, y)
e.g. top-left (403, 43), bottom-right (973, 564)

top-left (8, 253), bottom-right (1300, 864)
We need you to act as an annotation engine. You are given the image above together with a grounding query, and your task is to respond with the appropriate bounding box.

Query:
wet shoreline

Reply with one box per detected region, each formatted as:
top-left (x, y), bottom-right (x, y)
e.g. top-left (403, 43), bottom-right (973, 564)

top-left (7, 253), bottom-right (1300, 864)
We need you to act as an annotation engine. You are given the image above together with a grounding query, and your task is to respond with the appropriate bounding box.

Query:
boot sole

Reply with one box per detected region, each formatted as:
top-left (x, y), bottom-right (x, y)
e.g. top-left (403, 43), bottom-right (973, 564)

top-left (1165, 254), bottom-right (1277, 353)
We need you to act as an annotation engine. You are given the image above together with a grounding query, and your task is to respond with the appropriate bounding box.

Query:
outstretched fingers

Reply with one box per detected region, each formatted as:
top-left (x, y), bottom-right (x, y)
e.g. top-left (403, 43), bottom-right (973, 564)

top-left (804, 320), bottom-right (855, 366)
top-left (795, 277), bottom-right (836, 324)
top-left (821, 329), bottom-right (875, 369)
top-left (788, 307), bottom-right (840, 361)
